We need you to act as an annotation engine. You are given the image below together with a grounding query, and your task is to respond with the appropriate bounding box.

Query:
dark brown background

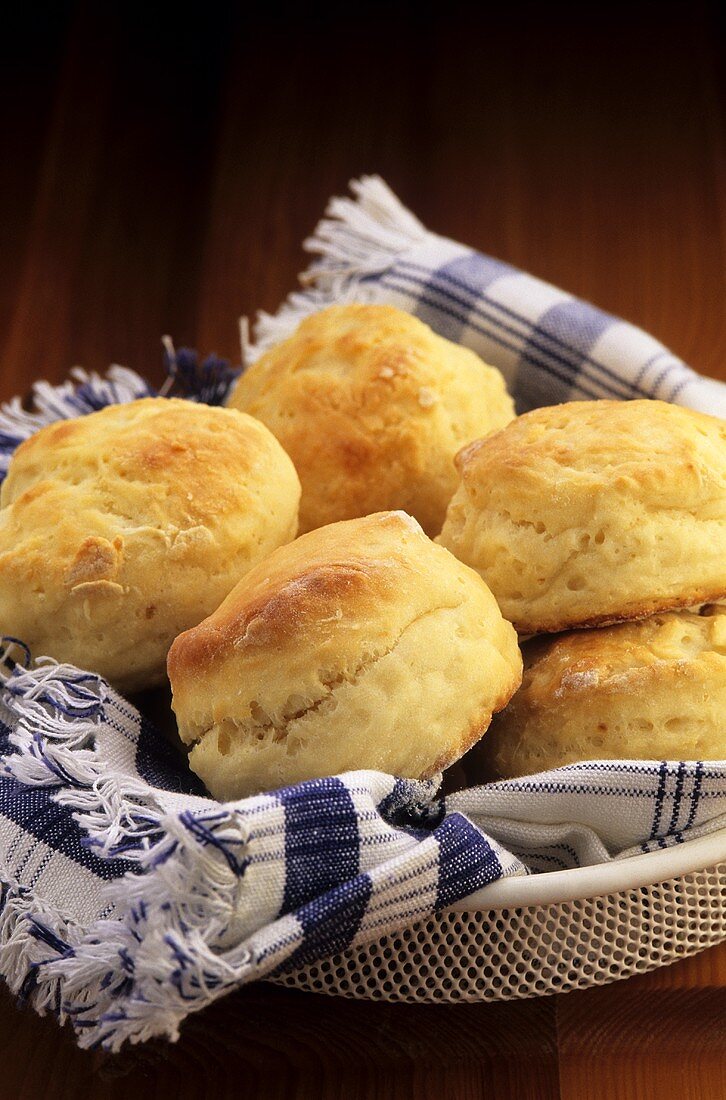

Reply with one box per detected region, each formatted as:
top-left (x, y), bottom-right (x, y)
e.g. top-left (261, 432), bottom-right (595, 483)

top-left (0, 2), bottom-right (725, 1096)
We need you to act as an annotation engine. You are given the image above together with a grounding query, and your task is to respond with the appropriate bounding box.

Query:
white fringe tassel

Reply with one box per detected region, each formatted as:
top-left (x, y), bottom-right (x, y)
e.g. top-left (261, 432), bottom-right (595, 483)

top-left (0, 661), bottom-right (270, 1050)
top-left (252, 175), bottom-right (429, 357)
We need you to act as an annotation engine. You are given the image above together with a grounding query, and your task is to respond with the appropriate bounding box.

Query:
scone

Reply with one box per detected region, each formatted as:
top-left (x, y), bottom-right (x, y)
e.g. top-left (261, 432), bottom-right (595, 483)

top-left (0, 398), bottom-right (301, 692)
top-left (168, 511), bottom-right (522, 799)
top-left (438, 400), bottom-right (726, 634)
top-left (481, 605), bottom-right (726, 778)
top-left (228, 303), bottom-right (515, 536)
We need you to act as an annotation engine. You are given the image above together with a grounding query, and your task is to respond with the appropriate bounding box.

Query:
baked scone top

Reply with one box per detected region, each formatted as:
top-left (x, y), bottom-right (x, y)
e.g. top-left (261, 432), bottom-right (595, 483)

top-left (168, 509), bottom-right (522, 695)
top-left (482, 605), bottom-right (726, 778)
top-left (0, 398), bottom-right (301, 692)
top-left (439, 399), bottom-right (726, 633)
top-left (520, 604), bottom-right (726, 707)
top-left (455, 398), bottom-right (726, 495)
top-left (229, 303), bottom-right (515, 535)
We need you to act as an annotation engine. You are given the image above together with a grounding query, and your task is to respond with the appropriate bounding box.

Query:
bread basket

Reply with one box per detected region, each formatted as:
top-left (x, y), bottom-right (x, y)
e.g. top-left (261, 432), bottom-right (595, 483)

top-left (272, 827), bottom-right (726, 1003)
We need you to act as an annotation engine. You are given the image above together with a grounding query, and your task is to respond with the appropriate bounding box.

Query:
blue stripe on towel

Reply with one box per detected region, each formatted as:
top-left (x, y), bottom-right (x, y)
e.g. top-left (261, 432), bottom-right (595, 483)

top-left (435, 813), bottom-right (502, 911)
top-left (278, 874), bottom-right (373, 972)
top-left (280, 776), bottom-right (361, 913)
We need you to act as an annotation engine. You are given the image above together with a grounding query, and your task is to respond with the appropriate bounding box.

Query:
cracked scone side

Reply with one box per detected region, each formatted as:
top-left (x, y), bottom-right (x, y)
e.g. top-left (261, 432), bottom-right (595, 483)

top-left (168, 511), bottom-right (522, 799)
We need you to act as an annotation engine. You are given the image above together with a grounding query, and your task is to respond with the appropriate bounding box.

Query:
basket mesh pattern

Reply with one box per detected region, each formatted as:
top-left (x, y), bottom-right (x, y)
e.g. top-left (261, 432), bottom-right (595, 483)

top-left (273, 861), bottom-right (726, 1003)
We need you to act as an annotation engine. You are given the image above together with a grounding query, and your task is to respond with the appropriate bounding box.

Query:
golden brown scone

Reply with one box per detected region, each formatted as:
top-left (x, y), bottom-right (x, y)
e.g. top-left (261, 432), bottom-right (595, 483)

top-left (168, 511), bottom-right (522, 799)
top-left (0, 398), bottom-right (300, 692)
top-left (481, 605), bottom-right (726, 778)
top-left (228, 304), bottom-right (515, 536)
top-left (438, 400), bottom-right (726, 634)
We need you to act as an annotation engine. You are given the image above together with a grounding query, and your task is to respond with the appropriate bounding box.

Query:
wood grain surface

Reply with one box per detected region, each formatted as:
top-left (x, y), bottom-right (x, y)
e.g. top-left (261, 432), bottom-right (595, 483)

top-left (0, 3), bottom-right (724, 1097)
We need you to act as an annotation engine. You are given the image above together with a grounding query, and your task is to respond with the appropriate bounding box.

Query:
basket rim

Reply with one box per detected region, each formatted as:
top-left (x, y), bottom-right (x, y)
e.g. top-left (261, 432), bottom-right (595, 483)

top-left (451, 825), bottom-right (726, 912)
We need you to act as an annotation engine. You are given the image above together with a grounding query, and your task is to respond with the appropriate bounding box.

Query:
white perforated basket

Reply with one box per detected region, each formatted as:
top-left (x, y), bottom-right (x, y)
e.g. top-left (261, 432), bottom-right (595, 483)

top-left (273, 829), bottom-right (726, 1003)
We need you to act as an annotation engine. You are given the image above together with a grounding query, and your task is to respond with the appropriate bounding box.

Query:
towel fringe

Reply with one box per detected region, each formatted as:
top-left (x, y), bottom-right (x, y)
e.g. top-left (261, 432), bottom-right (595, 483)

top-left (0, 879), bottom-right (86, 1021)
top-left (0, 660), bottom-right (264, 1050)
top-left (252, 175), bottom-right (428, 357)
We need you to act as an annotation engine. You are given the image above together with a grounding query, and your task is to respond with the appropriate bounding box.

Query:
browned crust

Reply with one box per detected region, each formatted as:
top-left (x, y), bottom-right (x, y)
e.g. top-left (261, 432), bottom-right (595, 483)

top-left (512, 586), bottom-right (726, 636)
top-left (482, 604), bottom-right (726, 780)
top-left (168, 561), bottom-right (382, 678)
top-left (14, 417), bottom-right (84, 456)
top-left (65, 535), bottom-right (122, 587)
top-left (3, 398), bottom-right (289, 510)
top-left (168, 512), bottom-right (423, 682)
top-left (230, 305), bottom-right (514, 537)
top-left (454, 399), bottom-right (726, 478)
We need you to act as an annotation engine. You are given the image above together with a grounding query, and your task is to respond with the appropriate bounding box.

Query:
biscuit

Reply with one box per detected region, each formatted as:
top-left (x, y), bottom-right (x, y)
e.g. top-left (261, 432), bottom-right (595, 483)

top-left (438, 400), bottom-right (726, 633)
top-left (0, 398), bottom-right (301, 692)
top-left (481, 605), bottom-right (726, 778)
top-left (228, 304), bottom-right (515, 536)
top-left (168, 511), bottom-right (522, 799)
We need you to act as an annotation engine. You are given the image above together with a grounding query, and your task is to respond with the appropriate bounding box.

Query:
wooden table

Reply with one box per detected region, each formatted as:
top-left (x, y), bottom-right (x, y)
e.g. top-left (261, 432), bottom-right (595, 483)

top-left (1, 4), bottom-right (724, 1096)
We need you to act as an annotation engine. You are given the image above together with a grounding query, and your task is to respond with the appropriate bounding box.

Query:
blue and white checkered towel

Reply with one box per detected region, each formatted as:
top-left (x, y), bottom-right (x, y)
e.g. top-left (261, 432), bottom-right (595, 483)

top-left (0, 176), bottom-right (724, 1052)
